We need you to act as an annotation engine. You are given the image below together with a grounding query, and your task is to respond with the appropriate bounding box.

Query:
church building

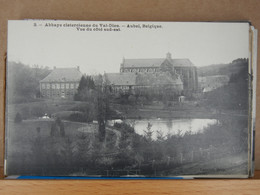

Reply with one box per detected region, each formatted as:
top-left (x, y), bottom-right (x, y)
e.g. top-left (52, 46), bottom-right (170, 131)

top-left (40, 66), bottom-right (82, 99)
top-left (120, 53), bottom-right (198, 91)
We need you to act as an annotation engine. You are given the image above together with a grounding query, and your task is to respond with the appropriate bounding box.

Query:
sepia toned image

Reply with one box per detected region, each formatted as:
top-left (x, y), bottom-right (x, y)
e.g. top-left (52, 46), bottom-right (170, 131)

top-left (5, 20), bottom-right (253, 178)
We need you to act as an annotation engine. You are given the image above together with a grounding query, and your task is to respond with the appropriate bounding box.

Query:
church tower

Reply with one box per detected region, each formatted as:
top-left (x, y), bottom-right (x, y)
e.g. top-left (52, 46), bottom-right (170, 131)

top-left (166, 52), bottom-right (172, 60)
top-left (120, 57), bottom-right (125, 72)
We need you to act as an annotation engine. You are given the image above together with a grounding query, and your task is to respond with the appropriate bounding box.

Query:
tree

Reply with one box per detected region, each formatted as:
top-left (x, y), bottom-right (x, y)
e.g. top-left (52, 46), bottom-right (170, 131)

top-left (7, 61), bottom-right (51, 103)
top-left (144, 122), bottom-right (153, 142)
top-left (97, 88), bottom-right (106, 142)
top-left (128, 95), bottom-right (136, 105)
top-left (50, 117), bottom-right (65, 137)
top-left (205, 65), bottom-right (248, 110)
top-left (74, 75), bottom-right (96, 101)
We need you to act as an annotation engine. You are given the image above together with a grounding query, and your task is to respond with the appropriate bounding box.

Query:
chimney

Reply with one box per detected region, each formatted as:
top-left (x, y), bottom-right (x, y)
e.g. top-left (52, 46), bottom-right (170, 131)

top-left (77, 66), bottom-right (80, 71)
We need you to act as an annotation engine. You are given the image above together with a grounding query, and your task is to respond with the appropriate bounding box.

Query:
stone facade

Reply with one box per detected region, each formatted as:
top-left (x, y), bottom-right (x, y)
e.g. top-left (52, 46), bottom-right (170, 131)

top-left (40, 67), bottom-right (82, 99)
top-left (120, 53), bottom-right (198, 91)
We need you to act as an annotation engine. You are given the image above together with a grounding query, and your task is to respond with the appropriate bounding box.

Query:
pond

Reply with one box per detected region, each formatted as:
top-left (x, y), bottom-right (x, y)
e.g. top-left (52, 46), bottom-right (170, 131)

top-left (124, 118), bottom-right (218, 139)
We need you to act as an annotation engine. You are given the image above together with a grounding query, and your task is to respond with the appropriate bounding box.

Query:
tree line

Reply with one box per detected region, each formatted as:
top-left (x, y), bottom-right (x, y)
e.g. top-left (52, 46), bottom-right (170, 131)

top-left (7, 61), bottom-right (51, 104)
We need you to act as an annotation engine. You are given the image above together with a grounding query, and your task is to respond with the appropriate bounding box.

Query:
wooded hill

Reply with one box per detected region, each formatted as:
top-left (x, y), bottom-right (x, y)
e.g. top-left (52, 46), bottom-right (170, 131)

top-left (197, 58), bottom-right (248, 77)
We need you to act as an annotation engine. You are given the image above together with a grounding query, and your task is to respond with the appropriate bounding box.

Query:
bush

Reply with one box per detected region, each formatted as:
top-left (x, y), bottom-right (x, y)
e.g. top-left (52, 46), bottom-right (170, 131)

top-left (31, 106), bottom-right (44, 117)
top-left (128, 95), bottom-right (136, 105)
top-left (68, 112), bottom-right (93, 123)
top-left (114, 122), bottom-right (135, 134)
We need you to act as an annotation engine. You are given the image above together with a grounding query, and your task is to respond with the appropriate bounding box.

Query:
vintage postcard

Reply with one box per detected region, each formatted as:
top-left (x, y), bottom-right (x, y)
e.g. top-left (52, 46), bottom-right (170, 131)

top-left (5, 20), bottom-right (257, 178)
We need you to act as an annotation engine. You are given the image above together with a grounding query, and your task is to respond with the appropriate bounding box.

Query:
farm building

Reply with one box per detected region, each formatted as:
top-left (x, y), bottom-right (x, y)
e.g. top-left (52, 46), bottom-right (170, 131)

top-left (40, 66), bottom-right (82, 99)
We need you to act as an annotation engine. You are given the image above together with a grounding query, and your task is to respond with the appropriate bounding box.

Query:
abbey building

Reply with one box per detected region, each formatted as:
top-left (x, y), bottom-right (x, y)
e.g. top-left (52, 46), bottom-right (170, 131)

top-left (40, 66), bottom-right (82, 99)
top-left (108, 52), bottom-right (198, 92)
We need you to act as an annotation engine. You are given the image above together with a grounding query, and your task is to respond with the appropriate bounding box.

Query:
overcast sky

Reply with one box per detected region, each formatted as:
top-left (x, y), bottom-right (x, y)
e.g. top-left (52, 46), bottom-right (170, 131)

top-left (8, 20), bottom-right (250, 74)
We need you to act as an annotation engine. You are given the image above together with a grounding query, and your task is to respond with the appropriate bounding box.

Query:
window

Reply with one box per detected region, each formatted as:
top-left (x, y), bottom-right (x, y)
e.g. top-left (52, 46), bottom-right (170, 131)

top-left (61, 83), bottom-right (65, 89)
top-left (56, 83), bottom-right (60, 89)
top-left (46, 83), bottom-right (50, 89)
top-left (70, 83), bottom-right (74, 89)
top-left (41, 83), bottom-right (46, 89)
top-left (52, 83), bottom-right (56, 89)
top-left (66, 83), bottom-right (69, 89)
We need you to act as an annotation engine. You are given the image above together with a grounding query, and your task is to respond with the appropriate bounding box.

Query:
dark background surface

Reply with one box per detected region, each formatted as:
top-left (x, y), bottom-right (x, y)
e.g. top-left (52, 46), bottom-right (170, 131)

top-left (0, 0), bottom-right (260, 193)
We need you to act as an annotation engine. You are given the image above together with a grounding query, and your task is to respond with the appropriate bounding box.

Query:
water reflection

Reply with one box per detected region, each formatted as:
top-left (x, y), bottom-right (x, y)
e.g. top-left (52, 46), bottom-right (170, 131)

top-left (125, 118), bottom-right (218, 139)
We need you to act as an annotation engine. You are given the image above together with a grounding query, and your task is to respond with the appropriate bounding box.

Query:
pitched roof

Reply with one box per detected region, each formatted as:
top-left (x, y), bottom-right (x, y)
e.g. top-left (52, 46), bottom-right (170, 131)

top-left (122, 58), bottom-right (194, 68)
top-left (169, 59), bottom-right (194, 67)
top-left (105, 73), bottom-right (137, 86)
top-left (40, 68), bottom-right (82, 82)
top-left (122, 58), bottom-right (166, 68)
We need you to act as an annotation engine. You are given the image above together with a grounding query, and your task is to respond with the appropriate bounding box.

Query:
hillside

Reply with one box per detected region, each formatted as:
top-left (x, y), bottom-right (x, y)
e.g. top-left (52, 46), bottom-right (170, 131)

top-left (197, 58), bottom-right (248, 77)
top-left (7, 61), bottom-right (51, 103)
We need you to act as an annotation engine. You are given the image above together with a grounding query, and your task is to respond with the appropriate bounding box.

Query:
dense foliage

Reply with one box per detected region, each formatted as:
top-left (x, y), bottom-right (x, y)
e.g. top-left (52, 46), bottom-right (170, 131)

top-left (204, 63), bottom-right (248, 110)
top-left (7, 116), bottom-right (248, 176)
top-left (7, 62), bottom-right (51, 104)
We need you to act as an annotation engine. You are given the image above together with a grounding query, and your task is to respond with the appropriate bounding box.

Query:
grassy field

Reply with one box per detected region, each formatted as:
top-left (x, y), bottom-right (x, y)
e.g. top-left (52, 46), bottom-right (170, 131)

top-left (5, 118), bottom-right (120, 176)
top-left (6, 99), bottom-right (89, 120)
top-left (6, 119), bottom-right (89, 156)
top-left (6, 98), bottom-right (248, 122)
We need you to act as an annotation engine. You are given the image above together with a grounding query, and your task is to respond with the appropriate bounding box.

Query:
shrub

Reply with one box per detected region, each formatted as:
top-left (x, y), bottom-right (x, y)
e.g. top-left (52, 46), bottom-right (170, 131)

top-left (114, 122), bottom-right (135, 134)
top-left (30, 106), bottom-right (44, 117)
top-left (68, 112), bottom-right (93, 123)
top-left (128, 95), bottom-right (136, 105)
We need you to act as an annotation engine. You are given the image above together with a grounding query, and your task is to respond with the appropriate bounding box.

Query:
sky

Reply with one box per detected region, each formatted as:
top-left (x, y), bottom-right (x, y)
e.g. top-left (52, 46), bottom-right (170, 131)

top-left (7, 20), bottom-right (250, 74)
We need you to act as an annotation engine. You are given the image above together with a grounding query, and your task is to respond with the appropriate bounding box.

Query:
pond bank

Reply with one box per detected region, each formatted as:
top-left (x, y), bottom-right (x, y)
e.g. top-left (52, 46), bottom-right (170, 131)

top-left (114, 105), bottom-right (248, 120)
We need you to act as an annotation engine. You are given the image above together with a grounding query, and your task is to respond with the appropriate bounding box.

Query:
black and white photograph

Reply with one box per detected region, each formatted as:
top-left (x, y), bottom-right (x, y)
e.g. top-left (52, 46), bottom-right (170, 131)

top-left (5, 20), bottom-right (254, 178)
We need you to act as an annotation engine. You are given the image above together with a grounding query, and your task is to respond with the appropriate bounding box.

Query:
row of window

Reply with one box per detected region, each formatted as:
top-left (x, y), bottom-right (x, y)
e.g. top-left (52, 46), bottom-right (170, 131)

top-left (41, 83), bottom-right (79, 90)
top-left (42, 90), bottom-right (75, 96)
top-left (121, 68), bottom-right (160, 73)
